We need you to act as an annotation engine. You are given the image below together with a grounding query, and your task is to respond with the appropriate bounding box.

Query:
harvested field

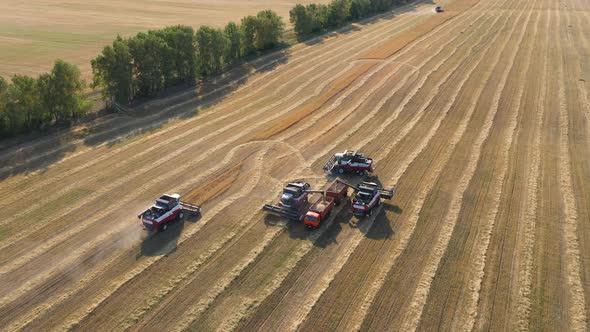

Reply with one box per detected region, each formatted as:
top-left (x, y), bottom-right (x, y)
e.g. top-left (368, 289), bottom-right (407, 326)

top-left (1, 0), bottom-right (589, 331)
top-left (0, 0), bottom-right (332, 78)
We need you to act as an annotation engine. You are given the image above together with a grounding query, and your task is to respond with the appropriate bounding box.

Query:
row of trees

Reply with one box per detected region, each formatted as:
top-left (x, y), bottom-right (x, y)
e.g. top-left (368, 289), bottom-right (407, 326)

top-left (92, 10), bottom-right (285, 104)
top-left (290, 0), bottom-right (403, 37)
top-left (0, 60), bottom-right (88, 138)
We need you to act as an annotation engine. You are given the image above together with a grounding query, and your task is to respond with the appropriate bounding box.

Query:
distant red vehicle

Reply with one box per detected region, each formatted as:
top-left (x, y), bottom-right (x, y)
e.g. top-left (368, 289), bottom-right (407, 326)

top-left (138, 194), bottom-right (200, 232)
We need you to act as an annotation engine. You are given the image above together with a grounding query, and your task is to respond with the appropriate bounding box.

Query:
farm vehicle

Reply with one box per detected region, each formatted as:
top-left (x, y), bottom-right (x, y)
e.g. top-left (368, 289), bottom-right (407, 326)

top-left (263, 180), bottom-right (348, 227)
top-left (323, 150), bottom-right (374, 175)
top-left (138, 194), bottom-right (201, 232)
top-left (263, 179), bottom-right (395, 228)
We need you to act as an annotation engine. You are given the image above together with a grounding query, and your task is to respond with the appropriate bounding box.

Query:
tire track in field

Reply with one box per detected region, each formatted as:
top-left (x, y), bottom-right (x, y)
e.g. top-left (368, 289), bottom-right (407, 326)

top-left (346, 3), bottom-right (523, 331)
top-left (0, 10), bottom-right (424, 230)
top-left (513, 9), bottom-right (550, 330)
top-left (0, 4), bottom-right (430, 190)
top-left (556, 6), bottom-right (588, 329)
top-left (234, 5), bottom-right (513, 331)
top-left (175, 5), bottom-right (500, 330)
top-left (455, 5), bottom-right (539, 331)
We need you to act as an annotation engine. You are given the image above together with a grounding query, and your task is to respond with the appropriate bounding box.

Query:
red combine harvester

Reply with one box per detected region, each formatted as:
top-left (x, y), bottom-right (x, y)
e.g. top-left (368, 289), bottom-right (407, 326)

top-left (323, 150), bottom-right (374, 175)
top-left (263, 180), bottom-right (348, 224)
top-left (348, 181), bottom-right (395, 217)
top-left (138, 194), bottom-right (201, 232)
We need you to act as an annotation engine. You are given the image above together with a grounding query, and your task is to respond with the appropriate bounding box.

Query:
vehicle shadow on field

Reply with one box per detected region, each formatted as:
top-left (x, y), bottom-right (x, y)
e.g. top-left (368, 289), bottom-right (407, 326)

top-left (137, 214), bottom-right (201, 257)
top-left (0, 50), bottom-right (288, 180)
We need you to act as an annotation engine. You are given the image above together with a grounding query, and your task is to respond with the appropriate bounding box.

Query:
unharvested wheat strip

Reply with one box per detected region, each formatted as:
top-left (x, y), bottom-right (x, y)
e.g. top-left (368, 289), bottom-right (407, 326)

top-left (264, 9), bottom-right (514, 331)
top-left (0, 12), bottom-right (423, 225)
top-left (556, 8), bottom-right (588, 331)
top-left (455, 6), bottom-right (540, 332)
top-left (211, 5), bottom-right (507, 330)
top-left (349, 5), bottom-right (526, 331)
top-left (404, 8), bottom-right (536, 330)
top-left (513, 9), bottom-right (550, 331)
top-left (0, 4), bottom-right (429, 189)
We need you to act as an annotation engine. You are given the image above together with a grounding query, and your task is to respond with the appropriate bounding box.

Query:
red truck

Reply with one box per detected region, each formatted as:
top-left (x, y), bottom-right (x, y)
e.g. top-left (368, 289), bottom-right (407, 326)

top-left (304, 196), bottom-right (335, 229)
top-left (138, 194), bottom-right (201, 232)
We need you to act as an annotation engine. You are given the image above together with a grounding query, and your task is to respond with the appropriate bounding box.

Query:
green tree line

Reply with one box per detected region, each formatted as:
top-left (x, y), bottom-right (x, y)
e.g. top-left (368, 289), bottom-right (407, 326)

top-left (0, 60), bottom-right (88, 138)
top-left (290, 0), bottom-right (405, 38)
top-left (92, 10), bottom-right (285, 105)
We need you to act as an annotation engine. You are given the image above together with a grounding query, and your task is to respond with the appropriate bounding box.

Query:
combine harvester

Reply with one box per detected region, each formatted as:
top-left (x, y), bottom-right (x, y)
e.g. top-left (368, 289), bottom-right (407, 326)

top-left (263, 179), bottom-right (394, 229)
top-left (323, 150), bottom-right (374, 175)
top-left (138, 194), bottom-right (201, 232)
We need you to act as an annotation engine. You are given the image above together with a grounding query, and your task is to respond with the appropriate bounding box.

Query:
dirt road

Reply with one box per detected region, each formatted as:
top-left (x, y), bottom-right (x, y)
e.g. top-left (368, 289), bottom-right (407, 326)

top-left (0, 0), bottom-right (588, 330)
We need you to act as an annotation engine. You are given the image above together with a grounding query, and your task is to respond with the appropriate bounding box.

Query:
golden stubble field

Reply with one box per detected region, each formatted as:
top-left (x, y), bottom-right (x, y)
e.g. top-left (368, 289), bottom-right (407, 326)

top-left (0, 0), bottom-right (589, 330)
top-left (0, 0), bottom-right (326, 78)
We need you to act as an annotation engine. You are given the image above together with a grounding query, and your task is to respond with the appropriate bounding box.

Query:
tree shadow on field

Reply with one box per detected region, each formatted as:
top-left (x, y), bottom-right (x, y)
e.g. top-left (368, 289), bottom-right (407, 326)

top-left (137, 213), bottom-right (200, 257)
